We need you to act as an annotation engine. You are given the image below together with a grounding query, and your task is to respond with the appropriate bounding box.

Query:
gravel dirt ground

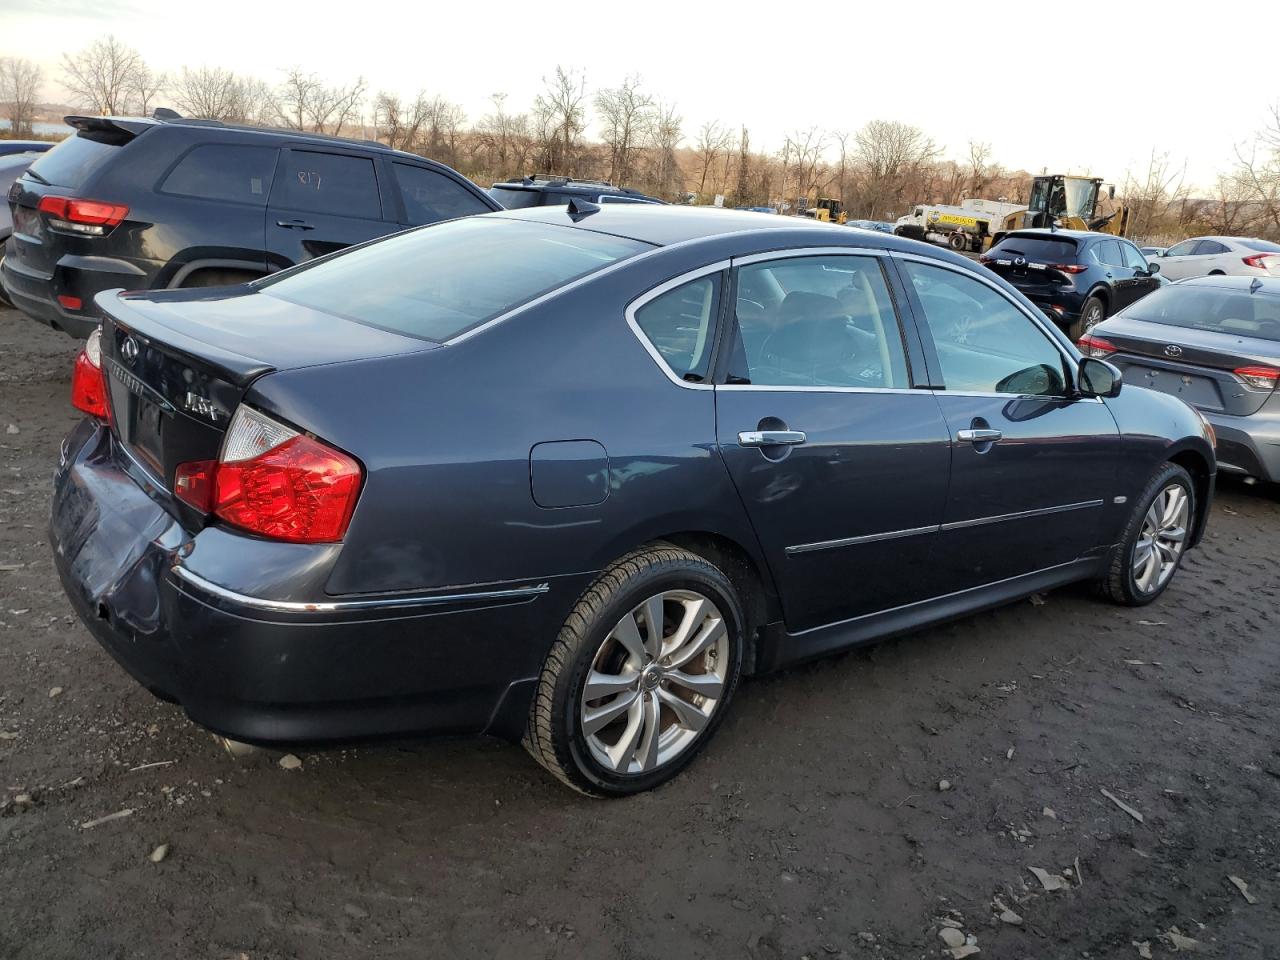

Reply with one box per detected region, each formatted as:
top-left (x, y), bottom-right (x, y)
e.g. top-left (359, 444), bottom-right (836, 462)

top-left (2, 308), bottom-right (1279, 960)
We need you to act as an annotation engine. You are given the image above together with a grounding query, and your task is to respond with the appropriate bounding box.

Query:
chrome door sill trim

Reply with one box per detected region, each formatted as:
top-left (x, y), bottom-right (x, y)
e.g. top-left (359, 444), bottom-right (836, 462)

top-left (171, 565), bottom-right (550, 614)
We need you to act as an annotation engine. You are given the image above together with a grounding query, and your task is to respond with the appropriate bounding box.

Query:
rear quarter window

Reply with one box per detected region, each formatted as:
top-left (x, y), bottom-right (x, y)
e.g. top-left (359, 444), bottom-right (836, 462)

top-left (160, 144), bottom-right (278, 205)
top-left (991, 235), bottom-right (1078, 263)
top-left (27, 132), bottom-right (123, 188)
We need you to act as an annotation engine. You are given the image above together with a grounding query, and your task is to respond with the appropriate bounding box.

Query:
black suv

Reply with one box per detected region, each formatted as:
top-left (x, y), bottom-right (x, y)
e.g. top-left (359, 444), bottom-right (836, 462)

top-left (980, 229), bottom-right (1163, 339)
top-left (2, 114), bottom-right (500, 337)
top-left (489, 175), bottom-right (662, 209)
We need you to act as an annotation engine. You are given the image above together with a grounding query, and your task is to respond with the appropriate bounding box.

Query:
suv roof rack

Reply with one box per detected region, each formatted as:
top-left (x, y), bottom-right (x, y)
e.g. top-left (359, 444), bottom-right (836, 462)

top-left (521, 174), bottom-right (617, 188)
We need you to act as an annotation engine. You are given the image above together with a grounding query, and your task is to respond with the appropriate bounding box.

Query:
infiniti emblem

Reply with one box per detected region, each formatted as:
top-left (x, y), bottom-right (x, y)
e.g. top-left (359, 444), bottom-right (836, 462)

top-left (1164, 344), bottom-right (1183, 358)
top-left (121, 337), bottom-right (140, 363)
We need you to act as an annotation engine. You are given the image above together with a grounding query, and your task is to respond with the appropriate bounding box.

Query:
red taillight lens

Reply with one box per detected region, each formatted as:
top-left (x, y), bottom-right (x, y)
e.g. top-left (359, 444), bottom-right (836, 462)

top-left (1052, 263), bottom-right (1088, 274)
top-left (57, 294), bottom-right (83, 311)
top-left (205, 407), bottom-right (362, 543)
top-left (70, 328), bottom-right (109, 420)
top-left (1234, 365), bottom-right (1280, 390)
top-left (173, 459), bottom-right (218, 512)
top-left (1242, 254), bottom-right (1273, 269)
top-left (37, 195), bottom-right (128, 235)
top-left (1077, 333), bottom-right (1116, 358)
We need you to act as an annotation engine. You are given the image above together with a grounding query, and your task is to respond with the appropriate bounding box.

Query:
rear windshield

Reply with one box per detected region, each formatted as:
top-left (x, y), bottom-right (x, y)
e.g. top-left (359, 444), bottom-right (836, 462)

top-left (990, 235), bottom-right (1078, 262)
top-left (1240, 239), bottom-right (1280, 253)
top-left (1126, 285), bottom-right (1280, 341)
top-left (258, 216), bottom-right (652, 342)
top-left (488, 187), bottom-right (542, 209)
top-left (26, 132), bottom-right (124, 188)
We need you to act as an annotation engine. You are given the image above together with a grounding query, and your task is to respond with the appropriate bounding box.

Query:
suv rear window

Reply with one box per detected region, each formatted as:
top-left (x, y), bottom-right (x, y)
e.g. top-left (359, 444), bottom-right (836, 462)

top-left (1126, 285), bottom-right (1280, 341)
top-left (161, 144), bottom-right (277, 205)
top-left (258, 217), bottom-right (652, 341)
top-left (489, 187), bottom-right (542, 209)
top-left (26, 132), bottom-right (122, 188)
top-left (990, 234), bottom-right (1078, 263)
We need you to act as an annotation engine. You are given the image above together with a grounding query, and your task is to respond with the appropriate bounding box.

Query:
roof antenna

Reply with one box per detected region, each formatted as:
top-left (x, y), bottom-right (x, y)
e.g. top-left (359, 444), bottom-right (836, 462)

top-left (152, 107), bottom-right (181, 121)
top-left (566, 197), bottom-right (600, 221)
top-left (1250, 276), bottom-right (1263, 294)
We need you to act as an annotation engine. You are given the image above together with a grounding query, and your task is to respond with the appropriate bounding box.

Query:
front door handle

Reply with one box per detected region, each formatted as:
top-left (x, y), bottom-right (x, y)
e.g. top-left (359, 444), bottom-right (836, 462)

top-left (957, 428), bottom-right (1002, 444)
top-left (276, 219), bottom-right (315, 230)
top-left (738, 430), bottom-right (807, 447)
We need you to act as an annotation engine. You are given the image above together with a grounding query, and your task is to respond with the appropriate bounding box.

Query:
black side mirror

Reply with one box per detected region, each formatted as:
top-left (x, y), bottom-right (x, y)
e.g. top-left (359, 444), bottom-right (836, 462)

top-left (1079, 357), bottom-right (1123, 398)
top-left (1148, 261), bottom-right (1160, 274)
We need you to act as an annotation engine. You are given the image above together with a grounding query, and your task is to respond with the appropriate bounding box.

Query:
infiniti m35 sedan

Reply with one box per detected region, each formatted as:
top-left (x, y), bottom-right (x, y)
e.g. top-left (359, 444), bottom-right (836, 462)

top-left (52, 204), bottom-right (1215, 796)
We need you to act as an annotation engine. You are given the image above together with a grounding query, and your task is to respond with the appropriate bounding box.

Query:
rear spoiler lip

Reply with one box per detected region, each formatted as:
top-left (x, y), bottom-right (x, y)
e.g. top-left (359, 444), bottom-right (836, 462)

top-left (93, 288), bottom-right (275, 387)
top-left (64, 115), bottom-right (157, 138)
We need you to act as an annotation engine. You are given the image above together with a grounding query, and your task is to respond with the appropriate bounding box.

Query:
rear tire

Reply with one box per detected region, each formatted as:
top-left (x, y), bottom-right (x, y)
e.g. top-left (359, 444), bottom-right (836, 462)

top-left (948, 233), bottom-right (967, 251)
top-left (524, 544), bottom-right (745, 797)
top-left (1070, 295), bottom-right (1107, 340)
top-left (1098, 463), bottom-right (1195, 606)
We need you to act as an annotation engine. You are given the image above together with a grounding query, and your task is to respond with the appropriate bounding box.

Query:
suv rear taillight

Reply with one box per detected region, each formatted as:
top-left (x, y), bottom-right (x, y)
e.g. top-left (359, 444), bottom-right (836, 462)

top-left (1234, 365), bottom-right (1280, 390)
top-left (37, 196), bottom-right (129, 236)
top-left (1051, 263), bottom-right (1088, 274)
top-left (70, 327), bottom-right (109, 419)
top-left (1077, 333), bottom-right (1116, 358)
top-left (174, 406), bottom-right (363, 543)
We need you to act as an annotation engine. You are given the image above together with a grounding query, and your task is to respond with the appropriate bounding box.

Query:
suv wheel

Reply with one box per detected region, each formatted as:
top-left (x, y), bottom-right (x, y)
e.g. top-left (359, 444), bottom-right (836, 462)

top-left (524, 544), bottom-right (745, 796)
top-left (1072, 295), bottom-right (1106, 340)
top-left (1099, 462), bottom-right (1195, 606)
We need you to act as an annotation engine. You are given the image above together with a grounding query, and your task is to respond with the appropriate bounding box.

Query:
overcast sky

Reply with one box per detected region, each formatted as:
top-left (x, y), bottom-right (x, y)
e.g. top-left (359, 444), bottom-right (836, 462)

top-left (3, 0), bottom-right (1277, 191)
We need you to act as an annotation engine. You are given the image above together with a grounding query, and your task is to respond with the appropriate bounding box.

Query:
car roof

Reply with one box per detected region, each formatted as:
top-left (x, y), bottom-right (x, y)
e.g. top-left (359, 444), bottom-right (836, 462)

top-left (490, 203), bottom-right (946, 252)
top-left (1175, 274), bottom-right (1280, 295)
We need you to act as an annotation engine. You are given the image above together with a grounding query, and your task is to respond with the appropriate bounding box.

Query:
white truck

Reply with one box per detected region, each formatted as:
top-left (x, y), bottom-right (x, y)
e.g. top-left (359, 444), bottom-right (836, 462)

top-left (894, 200), bottom-right (1017, 253)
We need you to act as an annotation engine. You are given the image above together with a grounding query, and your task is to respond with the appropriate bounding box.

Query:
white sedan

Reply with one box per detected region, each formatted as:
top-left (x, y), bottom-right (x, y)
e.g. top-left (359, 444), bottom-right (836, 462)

top-left (1154, 236), bottom-right (1280, 280)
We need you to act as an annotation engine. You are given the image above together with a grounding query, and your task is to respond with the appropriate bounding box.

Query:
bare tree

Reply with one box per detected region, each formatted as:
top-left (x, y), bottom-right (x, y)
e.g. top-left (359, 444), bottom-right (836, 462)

top-left (173, 67), bottom-right (276, 124)
top-left (966, 140), bottom-right (994, 198)
top-left (732, 127), bottom-right (752, 207)
top-left (0, 57), bottom-right (42, 136)
top-left (60, 35), bottom-right (145, 115)
top-left (477, 93), bottom-right (533, 177)
top-left (1121, 149), bottom-right (1188, 239)
top-left (644, 100), bottom-right (683, 200)
top-left (129, 63), bottom-right (166, 116)
top-left (533, 66), bottom-right (587, 175)
top-left (373, 91), bottom-right (430, 151)
top-left (693, 120), bottom-right (732, 200)
top-left (279, 69), bottom-right (366, 135)
top-left (852, 119), bottom-right (941, 218)
top-left (594, 75), bottom-right (654, 186)
top-left (787, 127), bottom-right (828, 207)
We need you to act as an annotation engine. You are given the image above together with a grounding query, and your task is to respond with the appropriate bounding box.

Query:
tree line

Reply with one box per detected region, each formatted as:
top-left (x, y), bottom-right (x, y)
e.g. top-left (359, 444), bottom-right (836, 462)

top-left (4, 37), bottom-right (1280, 241)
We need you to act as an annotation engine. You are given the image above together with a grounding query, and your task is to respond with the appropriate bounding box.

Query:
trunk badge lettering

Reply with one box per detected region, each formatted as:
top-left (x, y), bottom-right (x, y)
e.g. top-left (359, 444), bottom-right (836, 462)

top-left (183, 392), bottom-right (224, 423)
top-left (1164, 344), bottom-right (1183, 358)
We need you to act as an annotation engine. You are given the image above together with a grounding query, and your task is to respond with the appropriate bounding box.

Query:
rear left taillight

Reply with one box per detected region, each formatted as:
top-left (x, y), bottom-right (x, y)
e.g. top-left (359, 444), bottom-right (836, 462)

top-left (1234, 365), bottom-right (1280, 390)
top-left (175, 406), bottom-right (363, 543)
top-left (70, 327), bottom-right (109, 420)
top-left (1077, 333), bottom-right (1116, 358)
top-left (1242, 254), bottom-right (1272, 269)
top-left (37, 196), bottom-right (129, 236)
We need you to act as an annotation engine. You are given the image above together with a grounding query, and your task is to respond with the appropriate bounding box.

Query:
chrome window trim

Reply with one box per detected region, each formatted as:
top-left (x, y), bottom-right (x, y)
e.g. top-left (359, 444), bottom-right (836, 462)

top-left (731, 246), bottom-right (890, 267)
top-left (171, 565), bottom-right (550, 614)
top-left (784, 499), bottom-right (1103, 555)
top-left (890, 250), bottom-right (1084, 398)
top-left (717, 384), bottom-right (921, 395)
top-left (623, 260), bottom-right (730, 391)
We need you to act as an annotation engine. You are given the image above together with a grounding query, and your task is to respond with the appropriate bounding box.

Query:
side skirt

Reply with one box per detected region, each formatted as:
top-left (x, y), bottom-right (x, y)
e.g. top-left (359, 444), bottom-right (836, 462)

top-left (757, 558), bottom-right (1102, 673)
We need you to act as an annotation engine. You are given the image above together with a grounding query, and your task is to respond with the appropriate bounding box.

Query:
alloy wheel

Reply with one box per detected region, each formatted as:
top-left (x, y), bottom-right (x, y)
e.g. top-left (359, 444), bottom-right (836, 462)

top-left (580, 590), bottom-right (729, 775)
top-left (1084, 303), bottom-right (1104, 332)
top-left (1132, 483), bottom-right (1189, 594)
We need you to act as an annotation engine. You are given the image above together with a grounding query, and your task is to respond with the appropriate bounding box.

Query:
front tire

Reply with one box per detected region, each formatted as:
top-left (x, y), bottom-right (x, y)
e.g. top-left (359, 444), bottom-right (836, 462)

top-left (524, 545), bottom-right (745, 797)
top-left (1099, 463), bottom-right (1195, 606)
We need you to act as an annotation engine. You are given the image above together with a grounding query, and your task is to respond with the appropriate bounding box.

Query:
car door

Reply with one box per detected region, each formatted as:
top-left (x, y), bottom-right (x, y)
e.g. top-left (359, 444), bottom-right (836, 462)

top-left (1120, 239), bottom-right (1160, 303)
top-left (265, 148), bottom-right (392, 270)
top-left (1092, 238), bottom-right (1137, 308)
top-left (713, 251), bottom-right (952, 632)
top-left (1157, 239), bottom-right (1201, 281)
top-left (388, 161), bottom-right (495, 227)
top-left (1194, 238), bottom-right (1231, 274)
top-left (894, 256), bottom-right (1121, 591)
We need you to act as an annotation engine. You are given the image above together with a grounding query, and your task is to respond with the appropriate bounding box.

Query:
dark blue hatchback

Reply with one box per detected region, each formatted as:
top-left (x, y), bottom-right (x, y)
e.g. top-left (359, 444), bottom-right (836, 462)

top-left (51, 205), bottom-right (1215, 795)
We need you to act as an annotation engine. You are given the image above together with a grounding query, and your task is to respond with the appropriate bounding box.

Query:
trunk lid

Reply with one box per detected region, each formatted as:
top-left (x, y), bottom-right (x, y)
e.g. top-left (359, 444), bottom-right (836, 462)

top-left (97, 286), bottom-right (436, 487)
top-left (1097, 315), bottom-right (1280, 416)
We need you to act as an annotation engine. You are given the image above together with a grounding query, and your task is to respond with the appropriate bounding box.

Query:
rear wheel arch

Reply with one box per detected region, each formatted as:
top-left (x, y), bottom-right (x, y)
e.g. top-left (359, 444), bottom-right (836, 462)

top-left (166, 259), bottom-right (268, 289)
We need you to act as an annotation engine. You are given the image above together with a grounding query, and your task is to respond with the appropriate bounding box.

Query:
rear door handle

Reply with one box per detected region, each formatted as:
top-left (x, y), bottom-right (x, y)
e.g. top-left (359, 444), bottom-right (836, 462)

top-left (276, 219), bottom-right (315, 230)
top-left (738, 430), bottom-right (807, 447)
top-left (957, 428), bottom-right (1002, 444)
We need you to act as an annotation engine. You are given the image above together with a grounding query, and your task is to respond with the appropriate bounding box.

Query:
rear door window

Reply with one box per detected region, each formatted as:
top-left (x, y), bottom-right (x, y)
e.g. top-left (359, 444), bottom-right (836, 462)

top-left (1093, 239), bottom-right (1125, 266)
top-left (160, 144), bottom-right (278, 205)
top-left (273, 150), bottom-right (382, 219)
top-left (26, 132), bottom-right (122, 188)
top-left (1193, 239), bottom-right (1229, 255)
top-left (393, 163), bottom-right (491, 224)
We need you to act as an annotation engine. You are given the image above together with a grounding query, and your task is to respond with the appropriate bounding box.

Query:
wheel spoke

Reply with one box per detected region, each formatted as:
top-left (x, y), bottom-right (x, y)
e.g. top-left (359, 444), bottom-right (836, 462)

top-left (665, 669), bottom-right (723, 700)
top-left (584, 669), bottom-right (637, 701)
top-left (667, 615), bottom-right (725, 670)
top-left (1161, 487), bottom-right (1186, 528)
top-left (1159, 526), bottom-right (1186, 544)
top-left (1137, 549), bottom-right (1161, 592)
top-left (635, 692), bottom-right (661, 771)
top-left (611, 612), bottom-right (646, 665)
top-left (1133, 540), bottom-right (1154, 571)
top-left (664, 597), bottom-right (710, 655)
top-left (582, 688), bottom-right (639, 736)
top-left (641, 595), bottom-right (666, 658)
top-left (604, 697), bottom-right (645, 771)
top-left (658, 687), bottom-right (709, 732)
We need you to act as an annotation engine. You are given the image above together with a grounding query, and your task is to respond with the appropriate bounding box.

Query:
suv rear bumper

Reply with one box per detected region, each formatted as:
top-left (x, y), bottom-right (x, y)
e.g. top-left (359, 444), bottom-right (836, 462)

top-left (51, 421), bottom-right (584, 745)
top-left (1, 248), bottom-right (152, 338)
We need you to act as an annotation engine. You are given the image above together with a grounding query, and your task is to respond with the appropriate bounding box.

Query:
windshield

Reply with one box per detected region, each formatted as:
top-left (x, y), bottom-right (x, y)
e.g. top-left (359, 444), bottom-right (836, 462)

top-left (1061, 178), bottom-right (1099, 220)
top-left (259, 217), bottom-right (653, 342)
top-left (1126, 285), bottom-right (1280, 341)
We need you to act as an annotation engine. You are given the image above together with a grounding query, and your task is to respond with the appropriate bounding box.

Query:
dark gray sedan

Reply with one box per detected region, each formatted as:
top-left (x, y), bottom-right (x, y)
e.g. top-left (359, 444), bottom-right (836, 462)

top-left (1084, 275), bottom-right (1280, 484)
top-left (51, 205), bottom-right (1215, 796)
